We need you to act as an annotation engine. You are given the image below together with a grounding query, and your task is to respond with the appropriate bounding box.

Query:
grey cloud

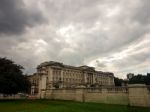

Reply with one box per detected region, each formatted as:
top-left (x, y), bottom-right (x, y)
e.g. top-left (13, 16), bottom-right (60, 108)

top-left (0, 0), bottom-right (45, 35)
top-left (116, 51), bottom-right (150, 69)
top-left (109, 47), bottom-right (150, 78)
top-left (132, 0), bottom-right (150, 24)
top-left (96, 60), bottom-right (106, 68)
top-left (0, 0), bottom-right (150, 77)
top-left (37, 0), bottom-right (150, 71)
top-left (43, 0), bottom-right (102, 27)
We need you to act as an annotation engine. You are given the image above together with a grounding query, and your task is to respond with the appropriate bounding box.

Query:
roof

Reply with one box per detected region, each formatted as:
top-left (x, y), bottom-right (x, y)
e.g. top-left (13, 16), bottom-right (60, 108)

top-left (36, 61), bottom-right (114, 76)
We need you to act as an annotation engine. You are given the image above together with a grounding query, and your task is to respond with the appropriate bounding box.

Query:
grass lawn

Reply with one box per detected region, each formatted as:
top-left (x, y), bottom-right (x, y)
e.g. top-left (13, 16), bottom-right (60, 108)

top-left (0, 100), bottom-right (150, 112)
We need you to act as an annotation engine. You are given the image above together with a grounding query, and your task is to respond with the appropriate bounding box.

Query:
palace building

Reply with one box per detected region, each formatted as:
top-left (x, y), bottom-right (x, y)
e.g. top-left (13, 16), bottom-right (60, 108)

top-left (29, 61), bottom-right (114, 94)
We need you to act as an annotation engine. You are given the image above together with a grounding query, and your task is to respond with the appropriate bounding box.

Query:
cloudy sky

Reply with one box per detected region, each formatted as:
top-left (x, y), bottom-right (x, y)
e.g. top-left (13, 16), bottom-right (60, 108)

top-left (0, 0), bottom-right (150, 78)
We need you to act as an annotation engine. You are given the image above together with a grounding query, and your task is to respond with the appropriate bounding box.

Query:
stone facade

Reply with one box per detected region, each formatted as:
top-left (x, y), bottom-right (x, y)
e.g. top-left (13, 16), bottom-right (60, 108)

top-left (28, 73), bottom-right (39, 95)
top-left (29, 61), bottom-right (114, 94)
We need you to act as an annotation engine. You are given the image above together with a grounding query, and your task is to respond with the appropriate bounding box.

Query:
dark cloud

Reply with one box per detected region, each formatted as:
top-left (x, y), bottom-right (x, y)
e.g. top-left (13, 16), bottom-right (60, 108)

top-left (132, 0), bottom-right (150, 24)
top-left (0, 0), bottom-right (45, 35)
top-left (96, 60), bottom-right (106, 68)
top-left (0, 0), bottom-right (150, 78)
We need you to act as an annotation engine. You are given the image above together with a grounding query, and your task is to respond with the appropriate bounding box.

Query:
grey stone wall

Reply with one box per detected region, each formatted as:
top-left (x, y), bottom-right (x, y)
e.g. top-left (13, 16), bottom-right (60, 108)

top-left (128, 84), bottom-right (150, 107)
top-left (42, 84), bottom-right (150, 107)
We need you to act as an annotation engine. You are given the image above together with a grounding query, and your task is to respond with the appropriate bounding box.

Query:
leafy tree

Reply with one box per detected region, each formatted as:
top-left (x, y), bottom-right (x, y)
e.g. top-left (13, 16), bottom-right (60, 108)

top-left (0, 57), bottom-right (31, 95)
top-left (129, 74), bottom-right (145, 84)
top-left (145, 73), bottom-right (150, 85)
top-left (114, 77), bottom-right (124, 86)
top-left (129, 73), bottom-right (150, 85)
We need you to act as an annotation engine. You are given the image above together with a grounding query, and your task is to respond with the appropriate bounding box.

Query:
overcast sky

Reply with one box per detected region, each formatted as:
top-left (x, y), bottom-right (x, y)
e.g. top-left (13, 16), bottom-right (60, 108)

top-left (0, 0), bottom-right (150, 78)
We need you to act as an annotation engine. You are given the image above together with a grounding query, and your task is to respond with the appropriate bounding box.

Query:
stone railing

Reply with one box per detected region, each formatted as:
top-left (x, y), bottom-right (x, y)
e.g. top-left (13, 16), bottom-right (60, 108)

top-left (84, 86), bottom-right (128, 93)
top-left (86, 88), bottom-right (102, 93)
top-left (0, 94), bottom-right (27, 100)
top-left (106, 87), bottom-right (128, 93)
top-left (45, 86), bottom-right (129, 94)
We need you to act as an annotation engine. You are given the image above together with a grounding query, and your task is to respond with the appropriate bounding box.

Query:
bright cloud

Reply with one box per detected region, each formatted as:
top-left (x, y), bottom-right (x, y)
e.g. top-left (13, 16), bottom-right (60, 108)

top-left (0, 0), bottom-right (150, 78)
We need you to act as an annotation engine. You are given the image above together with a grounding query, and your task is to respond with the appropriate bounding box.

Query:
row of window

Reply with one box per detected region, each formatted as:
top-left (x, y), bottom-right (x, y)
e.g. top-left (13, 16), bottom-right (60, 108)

top-left (52, 70), bottom-right (83, 78)
top-left (63, 69), bottom-right (82, 74)
top-left (52, 76), bottom-right (113, 82)
top-left (51, 69), bottom-right (113, 79)
top-left (64, 78), bottom-right (82, 83)
top-left (52, 77), bottom-right (82, 83)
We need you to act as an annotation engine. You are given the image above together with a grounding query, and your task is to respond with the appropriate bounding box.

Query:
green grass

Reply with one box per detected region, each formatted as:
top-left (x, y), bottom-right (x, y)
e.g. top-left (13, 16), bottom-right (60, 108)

top-left (0, 100), bottom-right (150, 112)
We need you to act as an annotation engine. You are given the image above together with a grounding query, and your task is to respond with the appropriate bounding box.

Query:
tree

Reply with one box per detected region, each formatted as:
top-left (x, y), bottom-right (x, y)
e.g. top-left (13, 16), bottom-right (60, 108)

top-left (129, 73), bottom-right (150, 85)
top-left (129, 74), bottom-right (145, 84)
top-left (114, 77), bottom-right (124, 86)
top-left (0, 57), bottom-right (31, 95)
top-left (145, 73), bottom-right (150, 85)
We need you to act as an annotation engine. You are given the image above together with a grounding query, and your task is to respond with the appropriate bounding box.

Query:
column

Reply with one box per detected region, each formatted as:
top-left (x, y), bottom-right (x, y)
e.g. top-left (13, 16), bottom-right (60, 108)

top-left (60, 69), bottom-right (63, 88)
top-left (41, 74), bottom-right (47, 90)
top-left (38, 75), bottom-right (42, 97)
top-left (84, 72), bottom-right (87, 84)
top-left (48, 67), bottom-right (53, 88)
top-left (93, 73), bottom-right (96, 84)
top-left (48, 67), bottom-right (53, 82)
